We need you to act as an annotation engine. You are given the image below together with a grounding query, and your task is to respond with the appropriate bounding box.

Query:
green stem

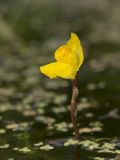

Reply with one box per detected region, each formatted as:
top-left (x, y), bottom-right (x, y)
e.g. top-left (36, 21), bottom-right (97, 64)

top-left (70, 72), bottom-right (80, 140)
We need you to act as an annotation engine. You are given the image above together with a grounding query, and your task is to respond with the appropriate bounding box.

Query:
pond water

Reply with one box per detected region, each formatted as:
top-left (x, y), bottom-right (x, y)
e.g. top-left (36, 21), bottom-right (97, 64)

top-left (0, 0), bottom-right (120, 159)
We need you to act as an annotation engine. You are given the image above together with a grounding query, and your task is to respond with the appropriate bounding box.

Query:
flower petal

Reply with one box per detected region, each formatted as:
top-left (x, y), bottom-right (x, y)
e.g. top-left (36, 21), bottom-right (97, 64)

top-left (55, 45), bottom-right (79, 70)
top-left (40, 62), bottom-right (76, 79)
top-left (66, 32), bottom-right (84, 69)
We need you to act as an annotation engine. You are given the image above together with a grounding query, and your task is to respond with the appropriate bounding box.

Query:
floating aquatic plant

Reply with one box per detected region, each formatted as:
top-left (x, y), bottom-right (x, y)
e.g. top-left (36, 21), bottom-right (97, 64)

top-left (34, 142), bottom-right (43, 147)
top-left (0, 144), bottom-right (10, 149)
top-left (40, 33), bottom-right (84, 140)
top-left (64, 138), bottom-right (79, 146)
top-left (40, 144), bottom-right (54, 151)
top-left (0, 129), bottom-right (6, 134)
top-left (13, 147), bottom-right (31, 153)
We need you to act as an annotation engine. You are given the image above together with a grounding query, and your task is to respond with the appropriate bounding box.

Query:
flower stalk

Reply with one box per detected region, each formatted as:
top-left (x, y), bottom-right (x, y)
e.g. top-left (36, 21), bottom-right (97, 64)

top-left (70, 72), bottom-right (80, 140)
top-left (40, 33), bottom-right (84, 140)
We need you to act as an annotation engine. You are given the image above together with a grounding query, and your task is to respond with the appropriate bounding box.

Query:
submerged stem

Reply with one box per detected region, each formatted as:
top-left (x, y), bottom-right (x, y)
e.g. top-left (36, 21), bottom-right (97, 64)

top-left (70, 72), bottom-right (80, 140)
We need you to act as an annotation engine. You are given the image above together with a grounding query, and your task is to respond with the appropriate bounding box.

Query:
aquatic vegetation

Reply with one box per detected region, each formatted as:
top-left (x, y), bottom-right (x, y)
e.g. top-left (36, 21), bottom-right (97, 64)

top-left (34, 142), bottom-right (43, 147)
top-left (89, 121), bottom-right (103, 128)
top-left (40, 144), bottom-right (54, 151)
top-left (79, 140), bottom-right (99, 150)
top-left (13, 147), bottom-right (31, 153)
top-left (6, 122), bottom-right (32, 131)
top-left (35, 116), bottom-right (56, 125)
top-left (54, 122), bottom-right (72, 132)
top-left (101, 142), bottom-right (116, 150)
top-left (0, 129), bottom-right (6, 134)
top-left (79, 126), bottom-right (102, 134)
top-left (53, 94), bottom-right (67, 104)
top-left (52, 106), bottom-right (67, 114)
top-left (0, 1), bottom-right (120, 159)
top-left (0, 144), bottom-right (10, 149)
top-left (23, 110), bottom-right (37, 117)
top-left (94, 157), bottom-right (105, 160)
top-left (64, 138), bottom-right (79, 146)
top-left (87, 82), bottom-right (106, 91)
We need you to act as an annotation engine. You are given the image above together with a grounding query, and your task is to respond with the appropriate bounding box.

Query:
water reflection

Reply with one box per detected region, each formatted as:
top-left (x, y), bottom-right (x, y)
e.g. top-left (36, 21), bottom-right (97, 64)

top-left (74, 147), bottom-right (81, 160)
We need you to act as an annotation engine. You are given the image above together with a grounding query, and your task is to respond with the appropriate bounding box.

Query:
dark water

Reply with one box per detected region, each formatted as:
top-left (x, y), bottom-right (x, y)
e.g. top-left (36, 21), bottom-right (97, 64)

top-left (0, 0), bottom-right (120, 159)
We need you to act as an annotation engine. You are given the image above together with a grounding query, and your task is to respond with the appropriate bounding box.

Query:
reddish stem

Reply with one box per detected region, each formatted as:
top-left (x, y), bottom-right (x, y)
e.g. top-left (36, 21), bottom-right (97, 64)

top-left (70, 72), bottom-right (80, 140)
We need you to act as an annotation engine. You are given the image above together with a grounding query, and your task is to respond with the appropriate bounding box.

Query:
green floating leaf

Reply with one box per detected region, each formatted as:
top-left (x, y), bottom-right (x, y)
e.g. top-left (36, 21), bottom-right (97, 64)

top-left (79, 140), bottom-right (99, 150)
top-left (34, 142), bottom-right (43, 147)
top-left (40, 144), bottom-right (54, 151)
top-left (64, 139), bottom-right (79, 146)
top-left (94, 157), bottom-right (105, 160)
top-left (13, 147), bottom-right (31, 153)
top-left (0, 129), bottom-right (6, 134)
top-left (0, 144), bottom-right (10, 149)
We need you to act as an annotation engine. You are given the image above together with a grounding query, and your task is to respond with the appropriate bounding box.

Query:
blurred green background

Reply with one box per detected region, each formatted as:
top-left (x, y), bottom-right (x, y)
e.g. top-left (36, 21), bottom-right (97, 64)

top-left (0, 0), bottom-right (120, 86)
top-left (0, 0), bottom-right (120, 160)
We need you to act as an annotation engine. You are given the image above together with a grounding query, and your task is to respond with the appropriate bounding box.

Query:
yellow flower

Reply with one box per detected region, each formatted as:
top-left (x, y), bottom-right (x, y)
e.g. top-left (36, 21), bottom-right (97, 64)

top-left (40, 33), bottom-right (84, 79)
